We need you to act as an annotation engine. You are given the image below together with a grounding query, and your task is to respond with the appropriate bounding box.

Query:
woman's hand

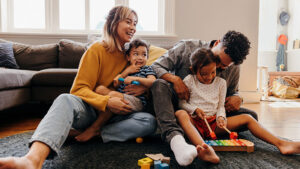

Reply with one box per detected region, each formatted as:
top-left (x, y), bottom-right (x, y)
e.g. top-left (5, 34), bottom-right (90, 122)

top-left (123, 84), bottom-right (147, 96)
top-left (195, 108), bottom-right (206, 120)
top-left (107, 97), bottom-right (132, 115)
top-left (216, 116), bottom-right (227, 128)
top-left (173, 76), bottom-right (190, 101)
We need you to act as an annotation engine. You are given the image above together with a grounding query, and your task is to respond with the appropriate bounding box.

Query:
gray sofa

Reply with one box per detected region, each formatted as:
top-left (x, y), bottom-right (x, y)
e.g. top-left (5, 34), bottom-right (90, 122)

top-left (0, 38), bottom-right (171, 112)
top-left (0, 39), bottom-right (88, 111)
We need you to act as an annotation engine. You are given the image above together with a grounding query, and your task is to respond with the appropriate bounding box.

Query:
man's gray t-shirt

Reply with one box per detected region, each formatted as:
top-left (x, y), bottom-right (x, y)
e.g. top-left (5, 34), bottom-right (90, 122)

top-left (151, 39), bottom-right (240, 97)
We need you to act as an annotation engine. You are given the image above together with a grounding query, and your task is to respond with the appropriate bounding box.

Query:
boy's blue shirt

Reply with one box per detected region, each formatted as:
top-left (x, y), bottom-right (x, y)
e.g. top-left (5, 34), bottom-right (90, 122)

top-left (117, 65), bottom-right (156, 109)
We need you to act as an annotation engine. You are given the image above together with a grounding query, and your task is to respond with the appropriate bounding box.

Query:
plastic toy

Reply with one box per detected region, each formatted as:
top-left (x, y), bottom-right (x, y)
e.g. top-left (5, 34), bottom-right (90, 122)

top-left (205, 139), bottom-right (254, 152)
top-left (154, 160), bottom-right (161, 169)
top-left (118, 77), bottom-right (140, 85)
top-left (141, 163), bottom-right (150, 169)
top-left (136, 137), bottom-right (143, 143)
top-left (158, 163), bottom-right (169, 169)
top-left (138, 157), bottom-right (153, 166)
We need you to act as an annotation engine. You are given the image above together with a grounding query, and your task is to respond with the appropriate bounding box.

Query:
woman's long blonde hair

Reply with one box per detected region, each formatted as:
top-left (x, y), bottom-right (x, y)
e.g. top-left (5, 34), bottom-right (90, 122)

top-left (102, 6), bottom-right (138, 53)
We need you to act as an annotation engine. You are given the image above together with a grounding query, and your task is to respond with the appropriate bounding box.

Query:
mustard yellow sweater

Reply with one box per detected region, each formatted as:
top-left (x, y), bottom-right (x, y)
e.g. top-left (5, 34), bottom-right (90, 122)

top-left (70, 42), bottom-right (127, 112)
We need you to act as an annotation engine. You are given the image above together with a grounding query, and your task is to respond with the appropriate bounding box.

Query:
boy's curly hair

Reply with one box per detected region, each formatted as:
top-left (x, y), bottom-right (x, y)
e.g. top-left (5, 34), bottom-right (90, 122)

top-left (190, 48), bottom-right (220, 74)
top-left (125, 39), bottom-right (149, 57)
top-left (221, 30), bottom-right (251, 65)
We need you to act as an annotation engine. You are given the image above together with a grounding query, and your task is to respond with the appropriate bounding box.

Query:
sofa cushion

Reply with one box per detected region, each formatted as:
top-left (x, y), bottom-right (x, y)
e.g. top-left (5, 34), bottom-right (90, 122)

top-left (0, 68), bottom-right (36, 90)
top-left (0, 43), bottom-right (19, 69)
top-left (32, 68), bottom-right (77, 86)
top-left (0, 39), bottom-right (59, 70)
top-left (146, 45), bottom-right (168, 66)
top-left (0, 89), bottom-right (31, 111)
top-left (58, 39), bottom-right (88, 68)
top-left (13, 43), bottom-right (58, 70)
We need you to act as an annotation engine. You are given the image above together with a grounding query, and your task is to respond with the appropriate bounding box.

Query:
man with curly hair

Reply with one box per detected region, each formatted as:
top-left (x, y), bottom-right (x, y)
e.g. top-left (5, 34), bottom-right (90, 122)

top-left (151, 30), bottom-right (257, 166)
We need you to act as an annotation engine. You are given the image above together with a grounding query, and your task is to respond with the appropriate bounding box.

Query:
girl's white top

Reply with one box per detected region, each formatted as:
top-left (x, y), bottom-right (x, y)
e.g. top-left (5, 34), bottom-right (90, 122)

top-left (179, 75), bottom-right (227, 119)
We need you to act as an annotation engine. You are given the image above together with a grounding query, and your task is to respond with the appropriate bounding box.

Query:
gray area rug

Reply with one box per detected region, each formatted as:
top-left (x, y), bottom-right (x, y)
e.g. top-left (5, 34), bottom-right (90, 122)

top-left (1, 131), bottom-right (300, 169)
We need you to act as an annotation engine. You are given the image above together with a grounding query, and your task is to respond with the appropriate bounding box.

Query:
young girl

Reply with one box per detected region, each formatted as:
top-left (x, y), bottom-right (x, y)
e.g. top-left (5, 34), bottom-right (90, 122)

top-left (75, 39), bottom-right (156, 142)
top-left (175, 48), bottom-right (300, 164)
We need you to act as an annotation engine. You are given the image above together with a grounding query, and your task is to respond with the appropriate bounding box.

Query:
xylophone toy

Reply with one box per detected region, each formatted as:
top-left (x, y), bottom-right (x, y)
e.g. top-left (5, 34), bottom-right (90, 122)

top-left (205, 139), bottom-right (254, 153)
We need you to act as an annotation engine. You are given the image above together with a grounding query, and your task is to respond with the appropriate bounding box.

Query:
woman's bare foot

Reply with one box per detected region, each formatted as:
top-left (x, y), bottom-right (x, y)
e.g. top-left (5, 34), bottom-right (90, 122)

top-left (196, 144), bottom-right (220, 164)
top-left (75, 127), bottom-right (100, 142)
top-left (0, 156), bottom-right (39, 169)
top-left (278, 140), bottom-right (300, 155)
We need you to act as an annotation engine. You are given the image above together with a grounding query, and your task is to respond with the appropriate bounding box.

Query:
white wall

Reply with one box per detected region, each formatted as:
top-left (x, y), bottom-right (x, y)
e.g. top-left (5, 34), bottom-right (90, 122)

top-left (0, 0), bottom-right (260, 92)
top-left (287, 0), bottom-right (300, 71)
top-left (175, 0), bottom-right (259, 91)
top-left (258, 0), bottom-right (300, 72)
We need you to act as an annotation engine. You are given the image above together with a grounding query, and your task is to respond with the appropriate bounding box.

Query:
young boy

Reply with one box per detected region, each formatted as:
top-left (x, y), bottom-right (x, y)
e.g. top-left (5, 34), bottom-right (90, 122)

top-left (75, 39), bottom-right (156, 142)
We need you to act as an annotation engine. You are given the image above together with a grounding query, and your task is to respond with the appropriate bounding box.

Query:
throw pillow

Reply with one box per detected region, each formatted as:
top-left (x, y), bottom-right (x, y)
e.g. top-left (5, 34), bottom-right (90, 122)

top-left (58, 39), bottom-right (88, 68)
top-left (0, 43), bottom-right (19, 69)
top-left (13, 43), bottom-right (58, 70)
top-left (146, 45), bottom-right (167, 66)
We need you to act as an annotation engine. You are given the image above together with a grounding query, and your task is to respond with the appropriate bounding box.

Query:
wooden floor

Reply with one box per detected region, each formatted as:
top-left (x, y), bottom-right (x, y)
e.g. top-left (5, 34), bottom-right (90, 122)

top-left (0, 101), bottom-right (300, 141)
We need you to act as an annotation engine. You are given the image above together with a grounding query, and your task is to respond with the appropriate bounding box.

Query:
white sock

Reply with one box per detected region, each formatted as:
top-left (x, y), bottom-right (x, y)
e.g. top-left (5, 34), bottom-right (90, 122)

top-left (170, 135), bottom-right (197, 166)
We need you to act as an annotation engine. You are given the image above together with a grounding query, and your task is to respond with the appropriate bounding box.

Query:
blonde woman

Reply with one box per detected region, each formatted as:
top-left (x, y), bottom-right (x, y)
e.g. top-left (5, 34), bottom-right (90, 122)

top-left (0, 6), bottom-right (156, 169)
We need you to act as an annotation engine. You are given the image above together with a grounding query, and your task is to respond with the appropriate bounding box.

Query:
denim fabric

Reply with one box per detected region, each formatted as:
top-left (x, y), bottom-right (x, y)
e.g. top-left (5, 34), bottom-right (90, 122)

top-left (123, 94), bottom-right (144, 112)
top-left (30, 94), bottom-right (156, 155)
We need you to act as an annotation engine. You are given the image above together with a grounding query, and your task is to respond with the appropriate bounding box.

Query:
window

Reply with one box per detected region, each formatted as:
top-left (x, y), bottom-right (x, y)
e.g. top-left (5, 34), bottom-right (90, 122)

top-left (0, 0), bottom-right (174, 35)
top-left (59, 0), bottom-right (85, 30)
top-left (129, 0), bottom-right (158, 31)
top-left (13, 0), bottom-right (45, 29)
top-left (89, 0), bottom-right (114, 31)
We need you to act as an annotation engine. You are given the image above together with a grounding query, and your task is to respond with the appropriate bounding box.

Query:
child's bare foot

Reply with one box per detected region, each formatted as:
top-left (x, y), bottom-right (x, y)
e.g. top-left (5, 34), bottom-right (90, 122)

top-left (278, 140), bottom-right (300, 155)
top-left (0, 156), bottom-right (39, 169)
top-left (197, 144), bottom-right (220, 164)
top-left (75, 127), bottom-right (100, 142)
top-left (68, 129), bottom-right (82, 138)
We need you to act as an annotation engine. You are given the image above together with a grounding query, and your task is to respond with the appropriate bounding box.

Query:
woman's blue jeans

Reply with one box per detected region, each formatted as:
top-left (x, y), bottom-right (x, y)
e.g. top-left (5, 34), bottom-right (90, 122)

top-left (29, 94), bottom-right (157, 155)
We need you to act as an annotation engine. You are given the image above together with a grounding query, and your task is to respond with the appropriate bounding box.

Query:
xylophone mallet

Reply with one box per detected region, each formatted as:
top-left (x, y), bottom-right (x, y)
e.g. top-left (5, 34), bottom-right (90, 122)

top-left (223, 126), bottom-right (238, 139)
top-left (204, 118), bottom-right (217, 140)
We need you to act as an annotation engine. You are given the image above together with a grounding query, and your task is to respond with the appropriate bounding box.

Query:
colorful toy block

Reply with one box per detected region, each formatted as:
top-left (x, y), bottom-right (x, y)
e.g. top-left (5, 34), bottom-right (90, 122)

top-left (138, 157), bottom-right (153, 166)
top-left (141, 163), bottom-right (150, 169)
top-left (159, 163), bottom-right (169, 169)
top-left (154, 160), bottom-right (161, 169)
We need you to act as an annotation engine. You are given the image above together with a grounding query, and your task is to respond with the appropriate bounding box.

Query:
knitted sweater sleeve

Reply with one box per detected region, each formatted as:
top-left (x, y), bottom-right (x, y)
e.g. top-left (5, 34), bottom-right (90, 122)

top-left (70, 44), bottom-right (110, 112)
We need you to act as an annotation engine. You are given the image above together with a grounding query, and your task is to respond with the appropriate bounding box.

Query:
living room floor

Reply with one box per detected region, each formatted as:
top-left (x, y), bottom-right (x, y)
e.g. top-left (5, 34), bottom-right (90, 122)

top-left (0, 101), bottom-right (300, 141)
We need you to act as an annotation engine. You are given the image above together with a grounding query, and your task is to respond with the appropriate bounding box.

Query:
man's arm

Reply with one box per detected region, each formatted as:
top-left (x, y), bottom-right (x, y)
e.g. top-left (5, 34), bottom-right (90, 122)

top-left (225, 65), bottom-right (243, 111)
top-left (152, 41), bottom-right (191, 100)
top-left (226, 65), bottom-right (240, 97)
top-left (151, 41), bottom-right (186, 78)
top-left (161, 73), bottom-right (190, 100)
